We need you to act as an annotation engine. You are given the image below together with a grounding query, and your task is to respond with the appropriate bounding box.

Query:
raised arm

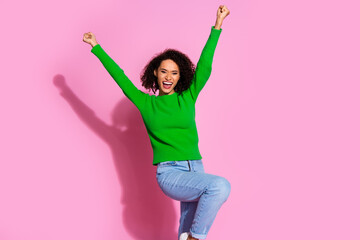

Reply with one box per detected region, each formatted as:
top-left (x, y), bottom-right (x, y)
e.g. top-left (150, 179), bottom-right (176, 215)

top-left (83, 32), bottom-right (146, 110)
top-left (188, 5), bottom-right (230, 102)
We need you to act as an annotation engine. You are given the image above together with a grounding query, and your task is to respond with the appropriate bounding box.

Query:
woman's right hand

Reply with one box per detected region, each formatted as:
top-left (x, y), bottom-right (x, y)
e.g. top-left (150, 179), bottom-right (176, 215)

top-left (83, 32), bottom-right (98, 47)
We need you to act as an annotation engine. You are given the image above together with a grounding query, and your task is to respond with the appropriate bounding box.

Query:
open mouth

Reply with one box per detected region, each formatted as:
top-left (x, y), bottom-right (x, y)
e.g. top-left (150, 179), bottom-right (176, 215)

top-left (163, 81), bottom-right (173, 89)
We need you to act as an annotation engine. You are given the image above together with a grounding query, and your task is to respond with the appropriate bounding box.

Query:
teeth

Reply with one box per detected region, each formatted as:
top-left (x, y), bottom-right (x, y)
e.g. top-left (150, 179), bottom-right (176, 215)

top-left (163, 82), bottom-right (172, 85)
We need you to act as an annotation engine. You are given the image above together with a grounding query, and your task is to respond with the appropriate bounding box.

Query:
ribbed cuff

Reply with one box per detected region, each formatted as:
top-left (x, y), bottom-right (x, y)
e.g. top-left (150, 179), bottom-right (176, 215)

top-left (91, 44), bottom-right (101, 54)
top-left (211, 25), bottom-right (223, 34)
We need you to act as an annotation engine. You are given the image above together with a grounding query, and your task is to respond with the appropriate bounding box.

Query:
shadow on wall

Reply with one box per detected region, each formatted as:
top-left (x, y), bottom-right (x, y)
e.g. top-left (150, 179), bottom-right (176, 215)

top-left (53, 74), bottom-right (177, 240)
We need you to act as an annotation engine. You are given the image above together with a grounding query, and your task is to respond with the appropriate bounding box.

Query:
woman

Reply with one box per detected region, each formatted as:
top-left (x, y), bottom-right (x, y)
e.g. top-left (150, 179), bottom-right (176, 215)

top-left (83, 5), bottom-right (230, 240)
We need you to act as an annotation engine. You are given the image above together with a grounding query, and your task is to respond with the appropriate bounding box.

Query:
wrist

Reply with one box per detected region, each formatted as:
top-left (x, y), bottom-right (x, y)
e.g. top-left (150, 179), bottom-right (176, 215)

top-left (216, 17), bottom-right (224, 23)
top-left (91, 41), bottom-right (98, 48)
top-left (214, 19), bottom-right (223, 29)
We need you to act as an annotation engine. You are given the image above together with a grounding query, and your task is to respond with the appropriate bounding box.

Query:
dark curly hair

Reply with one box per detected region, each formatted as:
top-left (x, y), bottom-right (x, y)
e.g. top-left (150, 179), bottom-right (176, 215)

top-left (140, 49), bottom-right (195, 96)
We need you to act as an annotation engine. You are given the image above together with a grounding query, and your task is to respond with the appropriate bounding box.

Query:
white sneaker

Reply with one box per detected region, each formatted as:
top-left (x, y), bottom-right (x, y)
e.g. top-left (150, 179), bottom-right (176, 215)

top-left (179, 232), bottom-right (189, 240)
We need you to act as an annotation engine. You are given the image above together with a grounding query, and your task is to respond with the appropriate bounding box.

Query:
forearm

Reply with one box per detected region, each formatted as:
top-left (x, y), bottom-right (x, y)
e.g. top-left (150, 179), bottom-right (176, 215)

top-left (91, 45), bottom-right (143, 104)
top-left (197, 26), bottom-right (222, 68)
top-left (214, 18), bottom-right (223, 30)
top-left (90, 40), bottom-right (99, 48)
top-left (189, 26), bottom-right (222, 101)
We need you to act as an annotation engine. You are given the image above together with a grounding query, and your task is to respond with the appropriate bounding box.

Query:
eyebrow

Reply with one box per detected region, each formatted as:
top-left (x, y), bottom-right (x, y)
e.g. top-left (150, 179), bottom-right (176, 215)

top-left (160, 68), bottom-right (178, 72)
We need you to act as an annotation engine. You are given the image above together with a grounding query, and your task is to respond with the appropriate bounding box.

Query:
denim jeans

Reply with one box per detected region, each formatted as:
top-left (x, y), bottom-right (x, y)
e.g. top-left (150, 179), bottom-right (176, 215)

top-left (155, 159), bottom-right (231, 239)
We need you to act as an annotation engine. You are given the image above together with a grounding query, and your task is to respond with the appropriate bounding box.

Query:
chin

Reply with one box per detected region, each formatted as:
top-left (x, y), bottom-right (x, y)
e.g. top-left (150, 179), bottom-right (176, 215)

top-left (162, 88), bottom-right (173, 94)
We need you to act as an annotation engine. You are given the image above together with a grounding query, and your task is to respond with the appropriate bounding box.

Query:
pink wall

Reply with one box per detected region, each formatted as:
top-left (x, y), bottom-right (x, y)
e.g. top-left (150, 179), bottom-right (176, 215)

top-left (1, 0), bottom-right (359, 239)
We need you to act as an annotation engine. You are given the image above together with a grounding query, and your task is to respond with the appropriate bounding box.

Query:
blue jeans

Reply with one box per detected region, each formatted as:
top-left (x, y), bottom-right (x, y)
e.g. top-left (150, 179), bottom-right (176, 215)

top-left (155, 159), bottom-right (231, 239)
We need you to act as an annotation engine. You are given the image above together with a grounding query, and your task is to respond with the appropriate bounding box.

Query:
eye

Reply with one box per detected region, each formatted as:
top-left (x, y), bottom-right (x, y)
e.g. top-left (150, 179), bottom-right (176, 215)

top-left (172, 73), bottom-right (178, 75)
top-left (161, 71), bottom-right (166, 73)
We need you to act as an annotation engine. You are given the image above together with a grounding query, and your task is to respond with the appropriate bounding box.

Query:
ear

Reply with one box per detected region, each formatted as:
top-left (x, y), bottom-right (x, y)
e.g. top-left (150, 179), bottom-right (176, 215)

top-left (153, 69), bottom-right (157, 77)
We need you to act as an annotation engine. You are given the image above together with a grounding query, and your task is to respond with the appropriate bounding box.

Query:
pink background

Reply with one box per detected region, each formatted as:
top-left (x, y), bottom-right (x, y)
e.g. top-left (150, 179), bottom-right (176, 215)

top-left (1, 0), bottom-right (359, 239)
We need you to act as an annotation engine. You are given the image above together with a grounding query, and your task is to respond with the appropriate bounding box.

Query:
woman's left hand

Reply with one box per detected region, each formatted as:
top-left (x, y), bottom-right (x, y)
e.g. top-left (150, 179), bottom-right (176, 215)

top-left (214, 5), bottom-right (230, 29)
top-left (217, 5), bottom-right (230, 21)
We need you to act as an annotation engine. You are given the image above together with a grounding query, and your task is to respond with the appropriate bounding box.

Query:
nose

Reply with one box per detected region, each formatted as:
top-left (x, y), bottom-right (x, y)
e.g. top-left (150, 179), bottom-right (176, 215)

top-left (165, 73), bottom-right (172, 81)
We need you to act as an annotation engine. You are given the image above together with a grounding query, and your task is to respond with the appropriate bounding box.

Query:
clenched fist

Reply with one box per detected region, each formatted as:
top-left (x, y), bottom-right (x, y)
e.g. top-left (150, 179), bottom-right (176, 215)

top-left (217, 5), bottom-right (230, 20)
top-left (83, 32), bottom-right (98, 47)
top-left (214, 5), bottom-right (230, 29)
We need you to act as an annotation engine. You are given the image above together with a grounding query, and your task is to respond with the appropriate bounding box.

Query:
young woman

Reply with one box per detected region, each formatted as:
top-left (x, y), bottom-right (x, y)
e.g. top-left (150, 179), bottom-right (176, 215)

top-left (83, 5), bottom-right (230, 240)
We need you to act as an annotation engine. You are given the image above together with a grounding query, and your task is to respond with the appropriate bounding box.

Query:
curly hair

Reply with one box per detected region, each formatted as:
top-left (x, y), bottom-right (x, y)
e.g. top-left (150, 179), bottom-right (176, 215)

top-left (140, 49), bottom-right (195, 96)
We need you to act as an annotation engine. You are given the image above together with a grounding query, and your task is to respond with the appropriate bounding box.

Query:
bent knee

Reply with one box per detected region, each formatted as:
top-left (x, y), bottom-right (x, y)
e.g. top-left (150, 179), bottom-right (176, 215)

top-left (209, 177), bottom-right (231, 201)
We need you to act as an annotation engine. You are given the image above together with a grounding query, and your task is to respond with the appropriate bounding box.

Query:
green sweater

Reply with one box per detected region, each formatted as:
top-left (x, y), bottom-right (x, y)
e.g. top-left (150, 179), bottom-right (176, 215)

top-left (91, 26), bottom-right (222, 165)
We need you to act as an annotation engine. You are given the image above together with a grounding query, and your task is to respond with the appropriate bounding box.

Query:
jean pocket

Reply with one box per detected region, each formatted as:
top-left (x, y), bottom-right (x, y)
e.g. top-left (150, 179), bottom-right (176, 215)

top-left (156, 161), bottom-right (177, 176)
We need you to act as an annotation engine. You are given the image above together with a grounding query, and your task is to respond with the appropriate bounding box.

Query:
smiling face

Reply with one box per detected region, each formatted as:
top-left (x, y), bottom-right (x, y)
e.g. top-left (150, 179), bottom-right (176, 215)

top-left (154, 59), bottom-right (180, 96)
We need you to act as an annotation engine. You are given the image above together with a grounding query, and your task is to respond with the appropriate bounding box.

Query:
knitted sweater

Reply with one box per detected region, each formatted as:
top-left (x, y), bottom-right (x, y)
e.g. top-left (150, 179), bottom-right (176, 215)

top-left (91, 26), bottom-right (222, 165)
